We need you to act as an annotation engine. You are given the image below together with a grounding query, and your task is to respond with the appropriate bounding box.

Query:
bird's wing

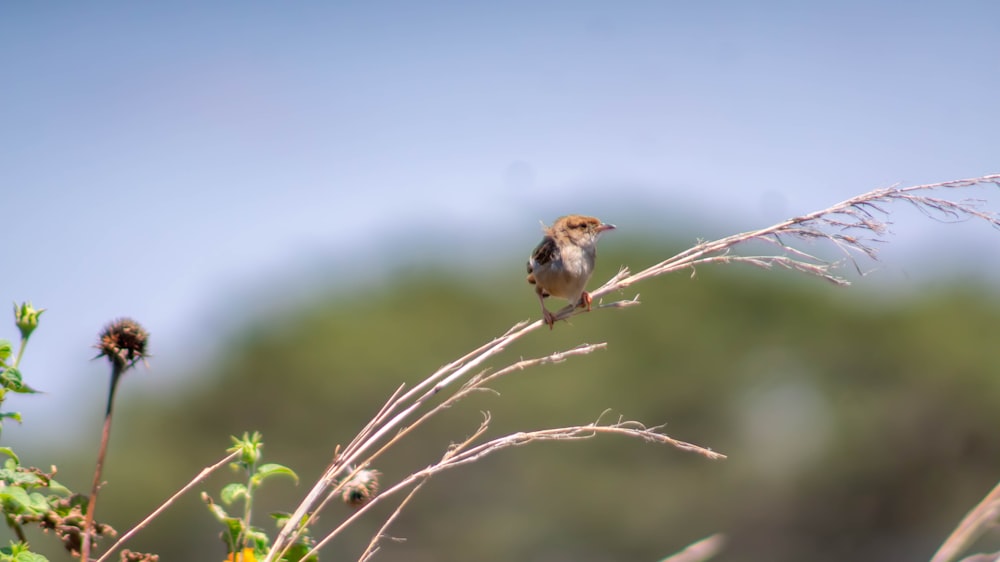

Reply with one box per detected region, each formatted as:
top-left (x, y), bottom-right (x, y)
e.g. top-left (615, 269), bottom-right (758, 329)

top-left (528, 236), bottom-right (559, 272)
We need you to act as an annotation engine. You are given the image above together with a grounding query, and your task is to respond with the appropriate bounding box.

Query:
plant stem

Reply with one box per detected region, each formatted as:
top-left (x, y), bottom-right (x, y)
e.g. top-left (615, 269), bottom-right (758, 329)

top-left (238, 465), bottom-right (256, 554)
top-left (9, 519), bottom-right (27, 543)
top-left (80, 362), bottom-right (123, 561)
top-left (12, 336), bottom-right (27, 369)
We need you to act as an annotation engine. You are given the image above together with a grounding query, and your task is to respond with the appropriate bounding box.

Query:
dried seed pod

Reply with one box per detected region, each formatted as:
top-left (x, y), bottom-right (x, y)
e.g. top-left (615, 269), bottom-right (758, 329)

top-left (96, 318), bottom-right (149, 369)
top-left (342, 468), bottom-right (380, 508)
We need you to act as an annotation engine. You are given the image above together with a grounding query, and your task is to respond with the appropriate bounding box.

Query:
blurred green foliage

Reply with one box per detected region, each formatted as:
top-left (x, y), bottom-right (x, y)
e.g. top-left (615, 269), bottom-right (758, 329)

top-left (12, 242), bottom-right (1000, 561)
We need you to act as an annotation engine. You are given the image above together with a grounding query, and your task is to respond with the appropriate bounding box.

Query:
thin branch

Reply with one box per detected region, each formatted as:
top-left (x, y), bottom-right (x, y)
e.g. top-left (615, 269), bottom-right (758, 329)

top-left (95, 451), bottom-right (240, 562)
top-left (438, 416), bottom-right (724, 469)
top-left (266, 337), bottom-right (597, 561)
top-left (659, 533), bottom-right (727, 562)
top-left (932, 479), bottom-right (1000, 562)
top-left (357, 480), bottom-right (429, 562)
top-left (304, 415), bottom-right (493, 560)
top-left (282, 344), bottom-right (610, 558)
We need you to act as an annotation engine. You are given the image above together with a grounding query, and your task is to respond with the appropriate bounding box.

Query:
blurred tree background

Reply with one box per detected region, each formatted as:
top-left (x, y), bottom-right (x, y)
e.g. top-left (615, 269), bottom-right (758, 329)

top-left (8, 237), bottom-right (1000, 562)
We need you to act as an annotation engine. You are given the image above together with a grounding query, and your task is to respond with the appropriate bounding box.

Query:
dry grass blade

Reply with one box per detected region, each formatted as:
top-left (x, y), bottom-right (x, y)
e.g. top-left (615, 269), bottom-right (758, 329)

top-left (301, 344), bottom-right (613, 554)
top-left (299, 415), bottom-right (722, 561)
top-left (553, 174), bottom-right (1000, 322)
top-left (266, 339), bottom-right (610, 561)
top-left (267, 322), bottom-right (539, 559)
top-left (94, 451), bottom-right (240, 562)
top-left (659, 533), bottom-right (727, 562)
top-left (932, 480), bottom-right (1000, 562)
top-left (357, 480), bottom-right (428, 562)
top-left (438, 416), bottom-right (725, 468)
top-left (267, 173), bottom-right (1000, 561)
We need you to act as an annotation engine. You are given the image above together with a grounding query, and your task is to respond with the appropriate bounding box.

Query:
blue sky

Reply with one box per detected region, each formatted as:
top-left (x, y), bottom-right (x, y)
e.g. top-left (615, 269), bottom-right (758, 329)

top-left (2, 2), bottom-right (999, 442)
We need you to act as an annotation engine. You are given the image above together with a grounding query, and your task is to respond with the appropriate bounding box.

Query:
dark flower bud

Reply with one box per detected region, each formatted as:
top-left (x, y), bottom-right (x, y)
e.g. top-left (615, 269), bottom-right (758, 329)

top-left (95, 318), bottom-right (149, 370)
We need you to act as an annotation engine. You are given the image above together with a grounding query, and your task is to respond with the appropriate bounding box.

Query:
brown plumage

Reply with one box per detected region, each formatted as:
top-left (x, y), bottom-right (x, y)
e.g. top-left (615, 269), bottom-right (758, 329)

top-left (527, 214), bottom-right (615, 329)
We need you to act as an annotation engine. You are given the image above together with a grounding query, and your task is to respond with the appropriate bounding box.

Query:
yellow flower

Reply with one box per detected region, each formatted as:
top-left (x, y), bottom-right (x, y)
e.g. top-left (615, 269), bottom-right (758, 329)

top-left (225, 548), bottom-right (257, 562)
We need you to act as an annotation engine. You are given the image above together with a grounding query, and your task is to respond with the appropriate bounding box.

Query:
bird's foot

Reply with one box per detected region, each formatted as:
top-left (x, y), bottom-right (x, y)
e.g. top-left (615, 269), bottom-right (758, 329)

top-left (542, 308), bottom-right (557, 330)
top-left (578, 291), bottom-right (593, 312)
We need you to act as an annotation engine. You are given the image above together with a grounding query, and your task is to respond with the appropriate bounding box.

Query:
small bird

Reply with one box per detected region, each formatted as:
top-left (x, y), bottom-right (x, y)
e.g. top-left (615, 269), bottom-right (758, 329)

top-left (527, 215), bottom-right (616, 329)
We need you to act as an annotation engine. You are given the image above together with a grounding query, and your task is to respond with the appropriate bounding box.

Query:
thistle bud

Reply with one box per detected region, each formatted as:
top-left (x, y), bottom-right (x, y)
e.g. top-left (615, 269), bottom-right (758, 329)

top-left (95, 318), bottom-right (149, 370)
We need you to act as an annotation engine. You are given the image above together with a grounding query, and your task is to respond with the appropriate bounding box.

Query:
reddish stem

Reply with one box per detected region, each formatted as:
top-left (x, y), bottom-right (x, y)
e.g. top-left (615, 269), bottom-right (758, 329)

top-left (80, 363), bottom-right (123, 561)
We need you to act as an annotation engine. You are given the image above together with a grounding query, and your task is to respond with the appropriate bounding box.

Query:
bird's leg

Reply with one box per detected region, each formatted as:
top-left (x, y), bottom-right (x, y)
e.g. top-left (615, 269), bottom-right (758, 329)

top-left (537, 290), bottom-right (557, 329)
top-left (578, 291), bottom-right (593, 312)
top-left (542, 308), bottom-right (557, 329)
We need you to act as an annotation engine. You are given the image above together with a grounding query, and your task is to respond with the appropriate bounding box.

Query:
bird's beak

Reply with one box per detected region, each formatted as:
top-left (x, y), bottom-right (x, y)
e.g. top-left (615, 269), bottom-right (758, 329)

top-left (598, 223), bottom-right (617, 233)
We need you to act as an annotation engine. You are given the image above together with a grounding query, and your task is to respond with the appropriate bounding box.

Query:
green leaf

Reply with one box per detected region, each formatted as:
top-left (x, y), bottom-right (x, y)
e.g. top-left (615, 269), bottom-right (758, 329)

top-left (203, 495), bottom-right (245, 549)
top-left (0, 486), bottom-right (49, 515)
top-left (42, 478), bottom-right (70, 495)
top-left (0, 369), bottom-right (21, 391)
top-left (220, 517), bottom-right (244, 548)
top-left (270, 513), bottom-right (315, 562)
top-left (220, 483), bottom-right (248, 505)
top-left (245, 526), bottom-right (271, 552)
top-left (0, 448), bottom-right (19, 463)
top-left (10, 553), bottom-right (49, 562)
top-left (280, 543), bottom-right (318, 562)
top-left (0, 466), bottom-right (46, 488)
top-left (250, 463), bottom-right (298, 489)
top-left (0, 341), bottom-right (12, 365)
top-left (0, 486), bottom-right (32, 510)
top-left (26, 492), bottom-right (51, 513)
top-left (204, 491), bottom-right (246, 548)
top-left (0, 540), bottom-right (50, 561)
top-left (202, 494), bottom-right (232, 522)
top-left (0, 369), bottom-right (39, 394)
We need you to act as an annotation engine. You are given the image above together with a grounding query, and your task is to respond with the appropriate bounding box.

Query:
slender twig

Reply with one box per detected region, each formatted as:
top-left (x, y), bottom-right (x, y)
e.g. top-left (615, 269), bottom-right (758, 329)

top-left (268, 322), bottom-right (539, 560)
top-left (659, 533), bottom-right (727, 562)
top-left (303, 416), bottom-right (494, 560)
top-left (94, 451), bottom-right (240, 562)
top-left (280, 343), bottom-right (608, 559)
top-left (931, 480), bottom-right (1000, 562)
top-left (583, 174), bottom-right (1000, 310)
top-left (357, 481), bottom-right (428, 562)
top-left (370, 343), bottom-right (609, 468)
top-left (343, 383), bottom-right (408, 457)
top-left (302, 415), bottom-right (722, 560)
top-left (353, 420), bottom-right (497, 562)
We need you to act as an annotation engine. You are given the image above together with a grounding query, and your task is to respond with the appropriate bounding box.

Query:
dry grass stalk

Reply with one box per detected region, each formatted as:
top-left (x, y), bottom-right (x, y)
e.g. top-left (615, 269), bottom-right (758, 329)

top-left (659, 533), bottom-right (727, 562)
top-left (586, 174), bottom-right (1000, 308)
top-left (94, 451), bottom-right (241, 562)
top-left (932, 479), bottom-right (1000, 562)
top-left (302, 413), bottom-right (722, 560)
top-left (266, 174), bottom-right (1000, 562)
